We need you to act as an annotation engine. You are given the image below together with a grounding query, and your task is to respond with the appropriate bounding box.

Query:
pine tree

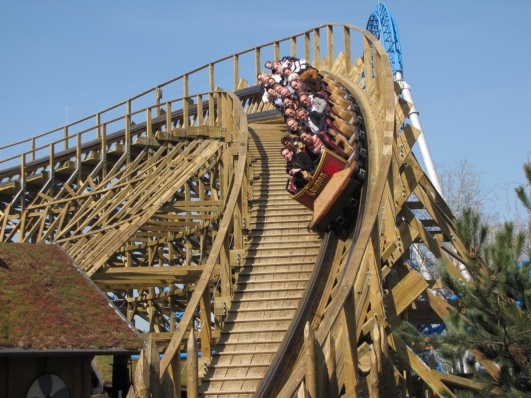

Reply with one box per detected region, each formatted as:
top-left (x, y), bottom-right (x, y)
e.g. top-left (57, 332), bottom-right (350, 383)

top-left (396, 162), bottom-right (531, 397)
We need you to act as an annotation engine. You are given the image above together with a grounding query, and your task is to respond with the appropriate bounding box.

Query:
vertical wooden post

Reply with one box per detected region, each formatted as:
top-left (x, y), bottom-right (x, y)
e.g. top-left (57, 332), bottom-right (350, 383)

top-left (170, 353), bottom-right (181, 398)
top-left (148, 291), bottom-right (155, 333)
top-left (363, 37), bottom-right (374, 92)
top-left (304, 32), bottom-right (311, 62)
top-left (76, 133), bottom-right (82, 188)
top-left (225, 93), bottom-right (234, 144)
top-left (169, 285), bottom-right (175, 332)
top-left (274, 41), bottom-right (280, 62)
top-left (146, 108), bottom-right (153, 138)
top-left (220, 97), bottom-right (230, 195)
top-left (197, 95), bottom-right (204, 126)
top-left (101, 123), bottom-right (107, 178)
top-left (343, 26), bottom-right (351, 74)
top-left (155, 87), bottom-right (162, 117)
top-left (370, 322), bottom-right (398, 398)
top-left (291, 36), bottom-right (297, 58)
top-left (183, 75), bottom-right (189, 129)
top-left (96, 112), bottom-right (101, 138)
top-left (380, 323), bottom-right (395, 398)
top-left (187, 330), bottom-right (198, 398)
top-left (18, 154), bottom-right (26, 242)
top-left (209, 63), bottom-right (215, 92)
top-left (241, 169), bottom-right (249, 235)
top-left (63, 126), bottom-right (69, 150)
top-left (220, 220), bottom-right (232, 299)
top-left (49, 143), bottom-right (54, 199)
top-left (324, 334), bottom-right (338, 398)
top-left (313, 28), bottom-right (320, 65)
top-left (304, 322), bottom-right (317, 398)
top-left (166, 101), bottom-right (172, 134)
top-left (373, 51), bottom-right (383, 106)
top-left (233, 54), bottom-right (239, 91)
top-left (327, 25), bottom-right (334, 69)
top-left (30, 137), bottom-right (35, 161)
top-left (147, 335), bottom-right (161, 398)
top-left (199, 287), bottom-right (212, 363)
top-left (342, 289), bottom-right (359, 393)
top-left (208, 64), bottom-right (215, 127)
top-left (125, 100), bottom-right (131, 164)
top-left (255, 47), bottom-right (261, 84)
top-left (184, 180), bottom-right (191, 264)
top-left (20, 154), bottom-right (25, 184)
top-left (161, 350), bottom-right (181, 398)
top-left (315, 336), bottom-right (326, 398)
top-left (132, 350), bottom-right (150, 398)
top-left (233, 191), bottom-right (243, 250)
top-left (369, 322), bottom-right (381, 397)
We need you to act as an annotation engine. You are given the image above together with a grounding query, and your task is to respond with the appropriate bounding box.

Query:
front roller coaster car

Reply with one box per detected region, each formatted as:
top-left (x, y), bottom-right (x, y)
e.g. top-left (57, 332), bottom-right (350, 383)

top-left (287, 148), bottom-right (366, 232)
top-left (288, 149), bottom-right (347, 209)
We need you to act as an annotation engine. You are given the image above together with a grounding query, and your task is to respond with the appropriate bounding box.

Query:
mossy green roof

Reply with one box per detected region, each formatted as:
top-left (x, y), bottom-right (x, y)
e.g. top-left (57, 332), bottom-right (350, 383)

top-left (0, 243), bottom-right (145, 352)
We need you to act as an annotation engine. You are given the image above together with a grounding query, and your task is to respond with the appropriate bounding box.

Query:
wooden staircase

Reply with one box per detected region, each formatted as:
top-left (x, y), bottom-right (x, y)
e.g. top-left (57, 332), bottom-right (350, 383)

top-left (200, 124), bottom-right (322, 397)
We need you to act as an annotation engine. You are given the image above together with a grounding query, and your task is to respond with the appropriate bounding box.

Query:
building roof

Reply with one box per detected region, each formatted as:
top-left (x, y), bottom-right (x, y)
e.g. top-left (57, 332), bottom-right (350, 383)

top-left (0, 243), bottom-right (145, 354)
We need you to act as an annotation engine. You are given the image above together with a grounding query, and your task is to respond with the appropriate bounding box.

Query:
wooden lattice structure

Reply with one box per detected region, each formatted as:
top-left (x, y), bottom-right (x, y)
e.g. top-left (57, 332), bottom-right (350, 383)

top-left (0, 24), bottom-right (490, 397)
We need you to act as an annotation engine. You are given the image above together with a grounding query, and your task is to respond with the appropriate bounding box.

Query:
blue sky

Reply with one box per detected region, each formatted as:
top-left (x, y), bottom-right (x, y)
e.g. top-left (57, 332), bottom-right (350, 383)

top-left (1, 1), bottom-right (530, 221)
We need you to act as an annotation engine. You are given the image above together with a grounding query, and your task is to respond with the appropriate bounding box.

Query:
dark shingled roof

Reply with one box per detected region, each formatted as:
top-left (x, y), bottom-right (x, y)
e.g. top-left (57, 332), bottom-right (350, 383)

top-left (0, 243), bottom-right (145, 353)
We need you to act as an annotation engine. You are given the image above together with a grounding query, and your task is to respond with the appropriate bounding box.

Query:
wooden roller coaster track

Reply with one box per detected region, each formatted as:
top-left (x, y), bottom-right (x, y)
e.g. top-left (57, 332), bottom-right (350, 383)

top-left (0, 24), bottom-right (492, 397)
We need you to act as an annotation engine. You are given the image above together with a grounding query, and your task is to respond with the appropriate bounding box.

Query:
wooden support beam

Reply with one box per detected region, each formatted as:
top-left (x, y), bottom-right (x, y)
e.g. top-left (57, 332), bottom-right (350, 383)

top-left (147, 335), bottom-right (162, 398)
top-left (387, 333), bottom-right (455, 397)
top-left (144, 330), bottom-right (220, 344)
top-left (304, 322), bottom-right (317, 398)
top-left (341, 289), bottom-right (359, 393)
top-left (187, 330), bottom-right (198, 398)
top-left (434, 370), bottom-right (484, 391)
top-left (199, 287), bottom-right (212, 364)
top-left (131, 349), bottom-right (150, 398)
top-left (362, 269), bottom-right (428, 334)
top-left (91, 266), bottom-right (216, 288)
top-left (324, 334), bottom-right (338, 398)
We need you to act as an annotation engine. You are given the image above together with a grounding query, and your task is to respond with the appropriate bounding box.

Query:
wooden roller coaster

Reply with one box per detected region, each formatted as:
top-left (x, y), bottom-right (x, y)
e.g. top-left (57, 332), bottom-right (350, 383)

top-left (0, 23), bottom-right (491, 397)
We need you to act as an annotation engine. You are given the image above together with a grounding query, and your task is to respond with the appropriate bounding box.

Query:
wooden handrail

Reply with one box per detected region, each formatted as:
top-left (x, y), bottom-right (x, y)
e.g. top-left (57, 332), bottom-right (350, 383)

top-left (0, 23), bottom-right (362, 170)
top-left (0, 92), bottom-right (225, 179)
top-left (0, 91), bottom-right (214, 169)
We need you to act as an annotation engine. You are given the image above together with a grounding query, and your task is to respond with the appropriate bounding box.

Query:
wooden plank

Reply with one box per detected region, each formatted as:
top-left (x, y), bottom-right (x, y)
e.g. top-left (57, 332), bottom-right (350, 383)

top-left (341, 289), bottom-right (358, 392)
top-left (91, 266), bottom-right (221, 288)
top-left (362, 269), bottom-right (428, 334)
top-left (145, 330), bottom-right (220, 343)
top-left (434, 370), bottom-right (484, 391)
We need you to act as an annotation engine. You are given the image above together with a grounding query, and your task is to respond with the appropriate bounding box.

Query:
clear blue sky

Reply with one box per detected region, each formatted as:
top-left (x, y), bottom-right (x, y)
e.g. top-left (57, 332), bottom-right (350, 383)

top-left (1, 1), bottom-right (530, 221)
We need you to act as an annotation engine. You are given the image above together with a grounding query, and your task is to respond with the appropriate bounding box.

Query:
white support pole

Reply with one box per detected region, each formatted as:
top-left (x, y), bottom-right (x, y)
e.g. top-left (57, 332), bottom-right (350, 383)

top-left (395, 71), bottom-right (444, 196)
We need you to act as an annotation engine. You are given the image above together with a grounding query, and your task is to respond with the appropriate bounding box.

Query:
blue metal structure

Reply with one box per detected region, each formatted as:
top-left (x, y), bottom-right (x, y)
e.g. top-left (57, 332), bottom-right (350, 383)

top-left (366, 3), bottom-right (403, 76)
